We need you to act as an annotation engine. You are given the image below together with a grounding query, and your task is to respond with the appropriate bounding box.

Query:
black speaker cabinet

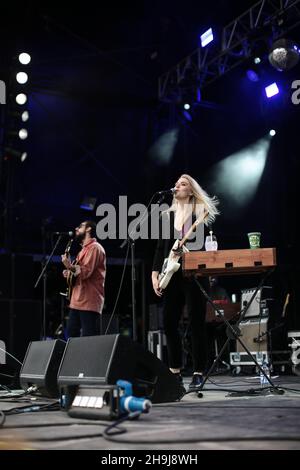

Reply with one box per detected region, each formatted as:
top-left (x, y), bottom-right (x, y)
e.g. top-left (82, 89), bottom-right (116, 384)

top-left (20, 339), bottom-right (66, 397)
top-left (58, 334), bottom-right (183, 403)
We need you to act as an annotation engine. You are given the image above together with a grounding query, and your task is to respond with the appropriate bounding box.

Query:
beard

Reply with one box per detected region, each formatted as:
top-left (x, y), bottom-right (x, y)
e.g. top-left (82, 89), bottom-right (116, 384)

top-left (75, 232), bottom-right (85, 243)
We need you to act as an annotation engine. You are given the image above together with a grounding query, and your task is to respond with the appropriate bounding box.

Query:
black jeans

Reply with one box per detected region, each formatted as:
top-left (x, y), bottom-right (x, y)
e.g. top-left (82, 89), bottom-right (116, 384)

top-left (67, 308), bottom-right (99, 337)
top-left (163, 270), bottom-right (207, 372)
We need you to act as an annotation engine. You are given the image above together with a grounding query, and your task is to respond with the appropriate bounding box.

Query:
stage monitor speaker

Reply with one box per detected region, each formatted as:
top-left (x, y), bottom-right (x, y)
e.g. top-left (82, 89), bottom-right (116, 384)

top-left (57, 334), bottom-right (183, 403)
top-left (20, 339), bottom-right (66, 398)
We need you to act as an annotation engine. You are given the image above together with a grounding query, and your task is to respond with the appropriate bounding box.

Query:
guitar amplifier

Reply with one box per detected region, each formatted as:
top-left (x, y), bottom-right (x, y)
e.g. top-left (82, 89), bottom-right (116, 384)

top-left (236, 317), bottom-right (268, 352)
top-left (241, 286), bottom-right (272, 318)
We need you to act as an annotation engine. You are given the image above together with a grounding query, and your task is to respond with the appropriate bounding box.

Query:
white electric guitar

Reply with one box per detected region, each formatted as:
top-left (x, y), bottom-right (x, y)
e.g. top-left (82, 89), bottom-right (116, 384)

top-left (158, 212), bottom-right (207, 290)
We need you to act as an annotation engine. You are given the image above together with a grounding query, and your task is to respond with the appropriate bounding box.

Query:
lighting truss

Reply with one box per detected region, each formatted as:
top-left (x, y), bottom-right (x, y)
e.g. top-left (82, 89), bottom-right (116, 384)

top-left (159, 0), bottom-right (300, 102)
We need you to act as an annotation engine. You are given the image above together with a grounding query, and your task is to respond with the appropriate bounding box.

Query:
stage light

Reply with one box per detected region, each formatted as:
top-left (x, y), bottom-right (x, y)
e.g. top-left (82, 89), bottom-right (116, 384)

top-left (9, 110), bottom-right (29, 121)
top-left (269, 129), bottom-right (276, 137)
top-left (80, 196), bottom-right (97, 211)
top-left (4, 147), bottom-right (28, 162)
top-left (269, 38), bottom-right (299, 71)
top-left (18, 129), bottom-right (28, 140)
top-left (16, 72), bottom-right (28, 84)
top-left (21, 111), bottom-right (29, 122)
top-left (148, 128), bottom-right (179, 165)
top-left (183, 103), bottom-right (191, 110)
top-left (200, 28), bottom-right (213, 47)
top-left (18, 53), bottom-right (31, 65)
top-left (209, 135), bottom-right (271, 209)
top-left (8, 128), bottom-right (28, 140)
top-left (265, 82), bottom-right (279, 98)
top-left (16, 93), bottom-right (27, 105)
top-left (183, 110), bottom-right (192, 121)
top-left (246, 53), bottom-right (263, 83)
top-left (246, 69), bottom-right (259, 82)
top-left (20, 152), bottom-right (28, 162)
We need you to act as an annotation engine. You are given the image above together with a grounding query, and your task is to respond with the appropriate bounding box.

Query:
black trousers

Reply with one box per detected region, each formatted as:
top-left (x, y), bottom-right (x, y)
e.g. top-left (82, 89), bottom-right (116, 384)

top-left (67, 308), bottom-right (99, 337)
top-left (163, 270), bottom-right (207, 372)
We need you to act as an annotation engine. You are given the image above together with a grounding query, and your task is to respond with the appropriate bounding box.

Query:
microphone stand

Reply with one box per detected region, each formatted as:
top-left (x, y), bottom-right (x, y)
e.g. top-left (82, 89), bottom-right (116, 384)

top-left (120, 193), bottom-right (169, 342)
top-left (120, 235), bottom-right (137, 341)
top-left (34, 234), bottom-right (63, 340)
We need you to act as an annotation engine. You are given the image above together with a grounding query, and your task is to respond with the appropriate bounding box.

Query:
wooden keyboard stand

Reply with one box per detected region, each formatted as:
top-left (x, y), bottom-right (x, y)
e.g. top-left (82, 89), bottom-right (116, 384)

top-left (182, 248), bottom-right (283, 394)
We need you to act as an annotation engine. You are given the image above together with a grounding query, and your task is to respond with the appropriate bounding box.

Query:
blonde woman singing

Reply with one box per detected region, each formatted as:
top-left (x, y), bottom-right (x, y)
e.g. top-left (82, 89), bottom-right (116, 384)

top-left (152, 174), bottom-right (219, 390)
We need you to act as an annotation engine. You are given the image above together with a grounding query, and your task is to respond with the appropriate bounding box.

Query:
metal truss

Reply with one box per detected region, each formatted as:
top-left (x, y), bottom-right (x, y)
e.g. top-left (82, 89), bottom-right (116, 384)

top-left (159, 0), bottom-right (300, 102)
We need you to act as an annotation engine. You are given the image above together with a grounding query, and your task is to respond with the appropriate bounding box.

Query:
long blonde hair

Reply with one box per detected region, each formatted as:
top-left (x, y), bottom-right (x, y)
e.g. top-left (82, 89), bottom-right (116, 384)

top-left (170, 174), bottom-right (219, 226)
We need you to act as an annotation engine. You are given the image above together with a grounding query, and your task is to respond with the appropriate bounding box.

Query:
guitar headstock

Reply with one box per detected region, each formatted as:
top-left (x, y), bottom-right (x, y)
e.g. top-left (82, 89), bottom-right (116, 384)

top-left (65, 239), bottom-right (73, 255)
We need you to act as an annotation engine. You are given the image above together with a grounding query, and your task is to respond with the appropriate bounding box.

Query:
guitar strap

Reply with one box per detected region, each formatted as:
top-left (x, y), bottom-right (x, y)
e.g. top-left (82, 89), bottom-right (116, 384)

top-left (162, 212), bottom-right (196, 261)
top-left (163, 212), bottom-right (172, 260)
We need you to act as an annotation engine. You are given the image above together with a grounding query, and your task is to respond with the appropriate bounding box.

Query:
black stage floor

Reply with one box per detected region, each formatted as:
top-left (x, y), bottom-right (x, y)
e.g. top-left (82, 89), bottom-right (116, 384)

top-left (1, 375), bottom-right (300, 451)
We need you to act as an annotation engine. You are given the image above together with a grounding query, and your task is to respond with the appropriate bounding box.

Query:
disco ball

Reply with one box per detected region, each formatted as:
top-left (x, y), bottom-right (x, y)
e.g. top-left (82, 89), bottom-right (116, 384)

top-left (269, 38), bottom-right (300, 71)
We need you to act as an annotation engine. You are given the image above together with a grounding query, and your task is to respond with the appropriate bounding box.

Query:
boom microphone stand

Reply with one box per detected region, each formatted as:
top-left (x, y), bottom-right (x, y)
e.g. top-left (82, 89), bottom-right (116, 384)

top-left (192, 268), bottom-right (284, 396)
top-left (120, 192), bottom-right (169, 341)
top-left (34, 234), bottom-right (63, 340)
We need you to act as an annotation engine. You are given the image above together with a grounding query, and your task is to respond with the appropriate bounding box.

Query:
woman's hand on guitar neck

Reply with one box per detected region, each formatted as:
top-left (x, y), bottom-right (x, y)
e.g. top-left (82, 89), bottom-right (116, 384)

top-left (152, 272), bottom-right (163, 297)
top-left (62, 270), bottom-right (69, 278)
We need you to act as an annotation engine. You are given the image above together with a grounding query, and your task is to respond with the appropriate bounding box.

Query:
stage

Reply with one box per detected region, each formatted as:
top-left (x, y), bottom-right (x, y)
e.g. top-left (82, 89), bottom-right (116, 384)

top-left (1, 375), bottom-right (300, 451)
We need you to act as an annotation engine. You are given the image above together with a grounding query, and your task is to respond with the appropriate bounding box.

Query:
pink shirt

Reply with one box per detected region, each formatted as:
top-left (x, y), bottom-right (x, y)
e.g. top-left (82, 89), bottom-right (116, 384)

top-left (70, 238), bottom-right (106, 313)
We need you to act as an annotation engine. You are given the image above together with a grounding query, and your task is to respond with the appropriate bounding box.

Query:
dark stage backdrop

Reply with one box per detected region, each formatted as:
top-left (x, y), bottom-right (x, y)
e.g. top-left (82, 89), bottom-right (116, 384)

top-left (1, 1), bottom-right (299, 338)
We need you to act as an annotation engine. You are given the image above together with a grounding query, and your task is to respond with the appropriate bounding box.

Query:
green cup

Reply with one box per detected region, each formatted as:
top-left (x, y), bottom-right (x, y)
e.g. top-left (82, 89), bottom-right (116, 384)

top-left (247, 232), bottom-right (261, 249)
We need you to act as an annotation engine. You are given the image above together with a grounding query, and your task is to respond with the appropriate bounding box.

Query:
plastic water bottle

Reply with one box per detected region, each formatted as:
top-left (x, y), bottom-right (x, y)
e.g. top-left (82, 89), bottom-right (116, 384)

top-left (260, 361), bottom-right (270, 386)
top-left (205, 231), bottom-right (218, 251)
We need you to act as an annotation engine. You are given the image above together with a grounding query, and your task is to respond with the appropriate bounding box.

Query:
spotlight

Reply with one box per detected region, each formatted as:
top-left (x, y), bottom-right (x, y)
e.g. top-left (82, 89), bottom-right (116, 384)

top-left (209, 136), bottom-right (270, 208)
top-left (18, 129), bottom-right (28, 140)
top-left (183, 110), bottom-right (192, 121)
top-left (16, 93), bottom-right (27, 105)
top-left (4, 147), bottom-right (28, 162)
top-left (8, 129), bottom-right (28, 140)
top-left (265, 82), bottom-right (279, 98)
top-left (16, 72), bottom-right (28, 84)
top-left (269, 129), bottom-right (276, 137)
top-left (20, 152), bottom-right (28, 162)
top-left (254, 57), bottom-right (261, 65)
top-left (269, 38), bottom-right (300, 71)
top-left (9, 110), bottom-right (29, 121)
top-left (246, 69), bottom-right (259, 82)
top-left (21, 111), bottom-right (29, 122)
top-left (80, 196), bottom-right (97, 211)
top-left (18, 53), bottom-right (31, 65)
top-left (200, 28), bottom-right (213, 47)
top-left (183, 103), bottom-right (191, 110)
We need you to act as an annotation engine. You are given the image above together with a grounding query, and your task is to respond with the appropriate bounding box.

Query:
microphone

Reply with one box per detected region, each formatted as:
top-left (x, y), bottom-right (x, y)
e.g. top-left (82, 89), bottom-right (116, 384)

top-left (53, 231), bottom-right (74, 237)
top-left (156, 188), bottom-right (176, 196)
